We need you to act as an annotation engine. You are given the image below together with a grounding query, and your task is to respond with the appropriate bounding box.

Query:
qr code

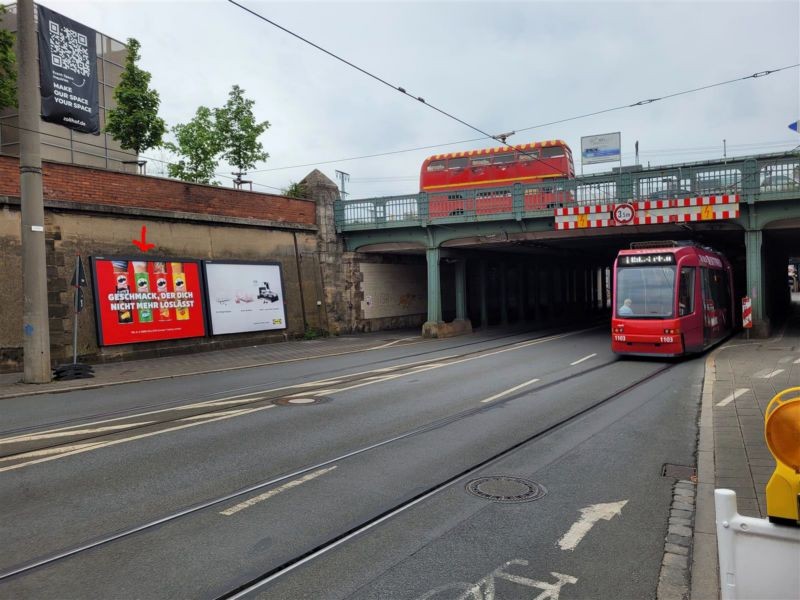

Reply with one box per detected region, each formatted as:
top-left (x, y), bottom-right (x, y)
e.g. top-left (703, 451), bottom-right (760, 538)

top-left (48, 20), bottom-right (90, 77)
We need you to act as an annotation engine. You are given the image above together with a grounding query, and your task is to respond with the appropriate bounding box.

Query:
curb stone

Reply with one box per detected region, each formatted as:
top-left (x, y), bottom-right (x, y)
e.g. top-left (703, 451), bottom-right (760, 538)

top-left (657, 479), bottom-right (695, 600)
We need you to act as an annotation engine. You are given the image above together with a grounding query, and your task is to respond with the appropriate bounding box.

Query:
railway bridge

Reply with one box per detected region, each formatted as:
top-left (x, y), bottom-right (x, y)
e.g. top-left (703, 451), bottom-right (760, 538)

top-left (333, 151), bottom-right (800, 338)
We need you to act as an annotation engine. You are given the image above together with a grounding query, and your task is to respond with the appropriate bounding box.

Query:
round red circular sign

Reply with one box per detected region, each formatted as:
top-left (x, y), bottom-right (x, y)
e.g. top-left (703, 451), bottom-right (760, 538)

top-left (613, 203), bottom-right (635, 224)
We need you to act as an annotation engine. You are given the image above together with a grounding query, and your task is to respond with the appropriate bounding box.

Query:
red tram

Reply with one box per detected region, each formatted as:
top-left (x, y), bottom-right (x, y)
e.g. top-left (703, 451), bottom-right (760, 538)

top-left (612, 242), bottom-right (735, 357)
top-left (420, 140), bottom-right (575, 218)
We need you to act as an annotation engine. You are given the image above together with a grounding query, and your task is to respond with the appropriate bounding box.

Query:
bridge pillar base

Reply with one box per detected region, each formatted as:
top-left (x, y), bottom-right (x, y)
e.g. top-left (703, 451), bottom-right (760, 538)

top-left (422, 319), bottom-right (473, 339)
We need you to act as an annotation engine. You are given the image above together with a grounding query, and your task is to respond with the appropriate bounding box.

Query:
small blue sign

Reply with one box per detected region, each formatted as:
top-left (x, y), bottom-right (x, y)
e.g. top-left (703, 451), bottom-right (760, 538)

top-left (789, 121), bottom-right (799, 133)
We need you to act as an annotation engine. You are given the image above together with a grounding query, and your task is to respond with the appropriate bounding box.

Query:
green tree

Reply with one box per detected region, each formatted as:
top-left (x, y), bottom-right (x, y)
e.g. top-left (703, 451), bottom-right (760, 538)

top-left (215, 85), bottom-right (270, 177)
top-left (0, 5), bottom-right (16, 109)
top-left (105, 38), bottom-right (166, 156)
top-left (164, 106), bottom-right (223, 185)
top-left (282, 181), bottom-right (309, 198)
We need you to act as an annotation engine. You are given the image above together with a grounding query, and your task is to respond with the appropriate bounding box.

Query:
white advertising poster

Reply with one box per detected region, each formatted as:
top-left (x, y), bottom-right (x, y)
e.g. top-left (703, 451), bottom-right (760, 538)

top-left (204, 262), bottom-right (287, 334)
top-left (581, 132), bottom-right (621, 165)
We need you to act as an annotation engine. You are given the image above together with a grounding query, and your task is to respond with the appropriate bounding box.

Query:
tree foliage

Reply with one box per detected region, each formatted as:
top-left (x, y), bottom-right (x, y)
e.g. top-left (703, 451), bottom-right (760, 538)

top-left (105, 38), bottom-right (166, 155)
top-left (0, 5), bottom-right (16, 110)
top-left (283, 181), bottom-right (309, 199)
top-left (164, 106), bottom-right (223, 185)
top-left (215, 85), bottom-right (270, 174)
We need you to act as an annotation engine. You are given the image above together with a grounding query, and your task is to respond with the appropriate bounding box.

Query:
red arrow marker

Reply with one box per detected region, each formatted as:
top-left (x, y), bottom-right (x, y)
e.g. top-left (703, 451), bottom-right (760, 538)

top-left (132, 225), bottom-right (156, 252)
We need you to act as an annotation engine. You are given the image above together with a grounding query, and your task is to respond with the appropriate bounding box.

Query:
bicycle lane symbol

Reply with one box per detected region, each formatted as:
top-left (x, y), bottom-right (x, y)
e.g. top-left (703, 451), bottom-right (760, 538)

top-left (415, 559), bottom-right (577, 600)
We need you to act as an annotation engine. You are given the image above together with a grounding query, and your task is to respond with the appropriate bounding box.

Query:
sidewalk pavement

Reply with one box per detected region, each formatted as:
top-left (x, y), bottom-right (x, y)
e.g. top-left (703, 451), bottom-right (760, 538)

top-left (691, 297), bottom-right (800, 599)
top-left (0, 330), bottom-right (422, 400)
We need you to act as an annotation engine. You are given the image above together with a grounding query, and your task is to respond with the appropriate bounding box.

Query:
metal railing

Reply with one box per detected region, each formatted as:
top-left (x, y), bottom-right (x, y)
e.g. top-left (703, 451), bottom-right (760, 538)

top-left (335, 151), bottom-right (800, 231)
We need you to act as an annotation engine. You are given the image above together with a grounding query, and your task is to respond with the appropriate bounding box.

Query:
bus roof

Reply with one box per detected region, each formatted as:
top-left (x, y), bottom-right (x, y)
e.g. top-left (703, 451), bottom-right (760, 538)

top-left (422, 139), bottom-right (571, 163)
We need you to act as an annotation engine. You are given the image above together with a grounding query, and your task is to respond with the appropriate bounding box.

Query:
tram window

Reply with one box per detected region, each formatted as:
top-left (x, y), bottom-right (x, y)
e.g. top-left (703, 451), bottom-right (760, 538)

top-left (541, 146), bottom-right (566, 158)
top-left (448, 157), bottom-right (468, 170)
top-left (471, 157), bottom-right (491, 167)
top-left (426, 160), bottom-right (446, 172)
top-left (678, 267), bottom-right (695, 316)
top-left (616, 266), bottom-right (676, 318)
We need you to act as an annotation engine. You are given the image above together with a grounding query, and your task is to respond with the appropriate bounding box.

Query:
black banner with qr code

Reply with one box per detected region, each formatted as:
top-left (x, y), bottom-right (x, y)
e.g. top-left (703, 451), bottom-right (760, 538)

top-left (37, 5), bottom-right (99, 134)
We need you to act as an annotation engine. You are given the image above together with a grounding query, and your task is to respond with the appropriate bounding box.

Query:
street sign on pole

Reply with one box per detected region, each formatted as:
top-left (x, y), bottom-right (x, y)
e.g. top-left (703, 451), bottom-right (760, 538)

top-left (53, 255), bottom-right (94, 380)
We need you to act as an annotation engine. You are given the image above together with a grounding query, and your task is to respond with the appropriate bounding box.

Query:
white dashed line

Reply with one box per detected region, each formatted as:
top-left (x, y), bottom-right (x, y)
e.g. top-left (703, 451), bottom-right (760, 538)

top-left (480, 378), bottom-right (541, 404)
top-left (570, 353), bottom-right (597, 366)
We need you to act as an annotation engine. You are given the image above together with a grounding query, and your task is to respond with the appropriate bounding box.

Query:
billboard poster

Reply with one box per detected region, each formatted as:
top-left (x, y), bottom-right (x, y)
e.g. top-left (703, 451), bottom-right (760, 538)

top-left (581, 132), bottom-right (621, 165)
top-left (37, 5), bottom-right (100, 134)
top-left (204, 261), bottom-right (287, 335)
top-left (91, 258), bottom-right (206, 346)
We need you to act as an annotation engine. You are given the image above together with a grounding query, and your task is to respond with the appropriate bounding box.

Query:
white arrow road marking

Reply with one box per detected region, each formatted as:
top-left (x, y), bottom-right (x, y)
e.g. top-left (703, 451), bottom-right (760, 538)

top-left (219, 466), bottom-right (338, 516)
top-left (716, 388), bottom-right (750, 407)
top-left (558, 500), bottom-right (628, 551)
top-left (753, 368), bottom-right (785, 379)
top-left (480, 378), bottom-right (541, 404)
top-left (570, 353), bottom-right (597, 366)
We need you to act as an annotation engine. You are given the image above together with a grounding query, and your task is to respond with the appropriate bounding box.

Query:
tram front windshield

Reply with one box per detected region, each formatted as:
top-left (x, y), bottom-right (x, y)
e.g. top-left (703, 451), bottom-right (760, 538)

top-left (616, 266), bottom-right (676, 318)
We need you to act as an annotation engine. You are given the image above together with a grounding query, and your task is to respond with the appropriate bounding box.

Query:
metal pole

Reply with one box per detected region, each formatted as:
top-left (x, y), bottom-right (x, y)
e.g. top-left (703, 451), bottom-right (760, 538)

top-left (72, 257), bottom-right (79, 365)
top-left (18, 0), bottom-right (51, 382)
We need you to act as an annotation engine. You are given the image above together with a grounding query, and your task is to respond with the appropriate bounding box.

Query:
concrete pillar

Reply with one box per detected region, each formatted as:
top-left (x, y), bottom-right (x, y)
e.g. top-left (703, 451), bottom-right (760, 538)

top-left (500, 262), bottom-right (509, 325)
top-left (455, 259), bottom-right (467, 321)
top-left (745, 229), bottom-right (770, 336)
top-left (480, 259), bottom-right (488, 329)
top-left (601, 266), bottom-right (608, 310)
top-left (518, 265), bottom-right (527, 322)
top-left (422, 247), bottom-right (442, 337)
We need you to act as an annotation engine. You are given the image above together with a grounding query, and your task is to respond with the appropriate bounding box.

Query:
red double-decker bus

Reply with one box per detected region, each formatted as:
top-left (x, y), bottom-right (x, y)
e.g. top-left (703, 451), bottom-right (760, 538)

top-left (420, 140), bottom-right (575, 218)
top-left (612, 241), bottom-right (735, 357)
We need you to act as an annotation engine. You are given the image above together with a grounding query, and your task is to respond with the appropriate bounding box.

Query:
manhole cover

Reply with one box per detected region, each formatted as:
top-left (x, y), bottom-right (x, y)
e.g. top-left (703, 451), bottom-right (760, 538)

top-left (273, 396), bottom-right (331, 406)
top-left (662, 463), bottom-right (696, 480)
top-left (466, 476), bottom-right (547, 503)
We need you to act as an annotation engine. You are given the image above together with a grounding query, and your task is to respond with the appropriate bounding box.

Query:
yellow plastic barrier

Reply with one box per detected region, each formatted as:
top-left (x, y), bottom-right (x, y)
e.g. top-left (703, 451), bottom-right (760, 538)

top-left (764, 386), bottom-right (800, 525)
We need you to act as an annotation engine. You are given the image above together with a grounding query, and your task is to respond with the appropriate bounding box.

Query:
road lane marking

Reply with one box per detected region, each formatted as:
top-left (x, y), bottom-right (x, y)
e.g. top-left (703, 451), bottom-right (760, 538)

top-left (570, 353), bottom-right (597, 366)
top-left (0, 405), bottom-right (275, 473)
top-left (716, 388), bottom-right (750, 407)
top-left (557, 500), bottom-right (628, 551)
top-left (794, 357), bottom-right (800, 364)
top-left (219, 466), bottom-right (337, 516)
top-left (480, 378), bottom-right (541, 404)
top-left (0, 422), bottom-right (156, 444)
top-left (370, 336), bottom-right (419, 349)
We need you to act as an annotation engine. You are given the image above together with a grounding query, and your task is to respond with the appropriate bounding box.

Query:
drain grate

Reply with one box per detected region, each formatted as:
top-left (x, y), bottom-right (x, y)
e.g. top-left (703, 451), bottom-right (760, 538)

top-left (662, 463), bottom-right (696, 480)
top-left (466, 476), bottom-right (547, 503)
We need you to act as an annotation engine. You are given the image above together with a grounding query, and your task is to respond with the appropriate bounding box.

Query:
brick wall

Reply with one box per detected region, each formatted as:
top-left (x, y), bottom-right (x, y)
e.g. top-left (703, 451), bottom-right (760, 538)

top-left (0, 154), bottom-right (316, 225)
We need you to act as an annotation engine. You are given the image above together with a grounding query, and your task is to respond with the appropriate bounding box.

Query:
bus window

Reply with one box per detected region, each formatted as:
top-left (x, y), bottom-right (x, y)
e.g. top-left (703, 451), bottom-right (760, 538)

top-left (493, 153), bottom-right (516, 165)
top-left (427, 160), bottom-right (445, 172)
top-left (541, 146), bottom-right (566, 158)
top-left (519, 150), bottom-right (540, 161)
top-left (448, 157), bottom-right (468, 170)
top-left (678, 267), bottom-right (695, 316)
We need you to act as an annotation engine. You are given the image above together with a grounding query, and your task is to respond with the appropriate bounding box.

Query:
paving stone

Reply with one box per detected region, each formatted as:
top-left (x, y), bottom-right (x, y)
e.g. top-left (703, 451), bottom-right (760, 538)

top-left (665, 543), bottom-right (689, 556)
top-left (659, 564), bottom-right (688, 587)
top-left (671, 509), bottom-right (692, 519)
top-left (669, 517), bottom-right (693, 527)
top-left (668, 524), bottom-right (693, 537)
top-left (663, 552), bottom-right (689, 569)
top-left (666, 533), bottom-right (691, 547)
top-left (673, 501), bottom-right (693, 512)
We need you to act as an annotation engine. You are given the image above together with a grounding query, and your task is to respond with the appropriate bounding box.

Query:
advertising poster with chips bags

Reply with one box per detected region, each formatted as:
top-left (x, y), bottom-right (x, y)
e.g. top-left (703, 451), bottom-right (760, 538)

top-left (203, 261), bottom-right (287, 335)
top-left (91, 257), bottom-right (206, 346)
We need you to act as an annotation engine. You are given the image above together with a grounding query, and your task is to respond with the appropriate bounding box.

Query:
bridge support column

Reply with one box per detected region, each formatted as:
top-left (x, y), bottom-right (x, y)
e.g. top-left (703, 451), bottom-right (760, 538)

top-left (455, 259), bottom-right (467, 321)
top-left (518, 265), bottom-right (527, 322)
top-left (745, 229), bottom-right (770, 337)
top-left (480, 259), bottom-right (488, 329)
top-left (601, 266), bottom-right (608, 311)
top-left (500, 262), bottom-right (509, 326)
top-left (421, 247), bottom-right (442, 337)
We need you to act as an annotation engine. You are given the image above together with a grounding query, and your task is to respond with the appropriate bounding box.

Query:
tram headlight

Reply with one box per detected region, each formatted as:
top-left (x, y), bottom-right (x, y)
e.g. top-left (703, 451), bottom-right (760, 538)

top-left (764, 387), bottom-right (800, 525)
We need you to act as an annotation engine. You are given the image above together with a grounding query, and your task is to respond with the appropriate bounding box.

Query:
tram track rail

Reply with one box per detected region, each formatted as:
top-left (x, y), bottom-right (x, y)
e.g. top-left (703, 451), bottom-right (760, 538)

top-left (0, 355), bottom-right (672, 588)
top-left (0, 327), bottom-right (571, 439)
top-left (0, 326), bottom-right (602, 462)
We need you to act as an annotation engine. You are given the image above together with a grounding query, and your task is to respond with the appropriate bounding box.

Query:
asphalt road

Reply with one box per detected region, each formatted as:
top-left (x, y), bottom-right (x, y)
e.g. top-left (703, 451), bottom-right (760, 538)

top-left (0, 326), bottom-right (704, 599)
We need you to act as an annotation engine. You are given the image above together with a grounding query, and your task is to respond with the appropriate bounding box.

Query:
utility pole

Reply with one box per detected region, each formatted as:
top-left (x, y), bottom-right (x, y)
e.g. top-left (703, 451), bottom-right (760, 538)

top-left (18, 0), bottom-right (51, 382)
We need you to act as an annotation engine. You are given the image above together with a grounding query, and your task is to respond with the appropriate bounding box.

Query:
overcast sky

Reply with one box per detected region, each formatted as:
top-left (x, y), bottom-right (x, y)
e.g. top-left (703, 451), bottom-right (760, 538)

top-left (41, 0), bottom-right (800, 198)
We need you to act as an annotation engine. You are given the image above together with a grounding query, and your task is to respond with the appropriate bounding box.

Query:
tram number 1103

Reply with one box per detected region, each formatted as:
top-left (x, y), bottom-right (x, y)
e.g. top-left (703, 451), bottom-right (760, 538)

top-left (660, 336), bottom-right (674, 343)
top-left (613, 335), bottom-right (626, 342)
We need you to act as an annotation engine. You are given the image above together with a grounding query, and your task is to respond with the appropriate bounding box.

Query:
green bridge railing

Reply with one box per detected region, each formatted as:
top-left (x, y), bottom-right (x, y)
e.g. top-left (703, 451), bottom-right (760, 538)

top-left (334, 151), bottom-right (799, 231)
